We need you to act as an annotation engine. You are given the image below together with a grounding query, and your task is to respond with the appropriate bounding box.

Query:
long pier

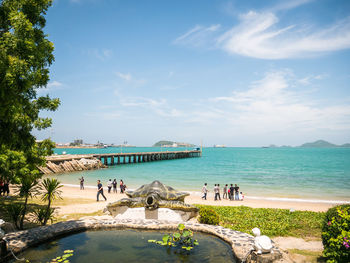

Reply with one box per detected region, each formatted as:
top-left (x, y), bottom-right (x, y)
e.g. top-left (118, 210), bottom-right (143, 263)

top-left (93, 150), bottom-right (201, 166)
top-left (41, 150), bottom-right (201, 174)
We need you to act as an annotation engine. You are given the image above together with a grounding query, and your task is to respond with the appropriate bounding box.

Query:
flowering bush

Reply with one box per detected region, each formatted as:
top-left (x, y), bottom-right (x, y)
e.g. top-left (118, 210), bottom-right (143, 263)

top-left (322, 205), bottom-right (350, 263)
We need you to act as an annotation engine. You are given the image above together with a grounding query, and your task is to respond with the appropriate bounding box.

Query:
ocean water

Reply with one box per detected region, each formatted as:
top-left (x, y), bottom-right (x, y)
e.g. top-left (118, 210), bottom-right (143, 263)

top-left (51, 147), bottom-right (350, 201)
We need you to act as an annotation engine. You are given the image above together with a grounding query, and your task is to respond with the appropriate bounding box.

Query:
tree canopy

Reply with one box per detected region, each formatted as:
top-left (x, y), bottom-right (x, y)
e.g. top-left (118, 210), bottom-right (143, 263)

top-left (0, 0), bottom-right (59, 182)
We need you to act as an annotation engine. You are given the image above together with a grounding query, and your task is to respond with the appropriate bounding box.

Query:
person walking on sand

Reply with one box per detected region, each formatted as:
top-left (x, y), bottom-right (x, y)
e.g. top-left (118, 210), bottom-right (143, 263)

top-left (234, 184), bottom-right (240, 200)
top-left (229, 184), bottom-right (234, 200)
top-left (223, 184), bottom-right (228, 199)
top-left (201, 183), bottom-right (208, 200)
top-left (97, 180), bottom-right (107, 201)
top-left (79, 176), bottom-right (84, 190)
top-left (107, 179), bottom-right (112, 193)
top-left (112, 179), bottom-right (117, 193)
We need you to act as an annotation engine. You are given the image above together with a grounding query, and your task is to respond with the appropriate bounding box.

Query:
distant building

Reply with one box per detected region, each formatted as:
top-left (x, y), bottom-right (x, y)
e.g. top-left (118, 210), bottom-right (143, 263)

top-left (74, 139), bottom-right (83, 145)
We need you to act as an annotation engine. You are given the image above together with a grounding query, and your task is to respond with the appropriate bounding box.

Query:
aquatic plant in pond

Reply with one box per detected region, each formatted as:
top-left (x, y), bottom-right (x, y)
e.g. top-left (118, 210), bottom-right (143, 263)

top-left (148, 223), bottom-right (199, 253)
top-left (50, 250), bottom-right (74, 263)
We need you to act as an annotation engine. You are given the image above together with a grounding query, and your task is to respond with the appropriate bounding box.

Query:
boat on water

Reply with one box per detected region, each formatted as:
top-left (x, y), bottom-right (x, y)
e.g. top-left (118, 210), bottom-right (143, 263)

top-left (213, 144), bottom-right (226, 148)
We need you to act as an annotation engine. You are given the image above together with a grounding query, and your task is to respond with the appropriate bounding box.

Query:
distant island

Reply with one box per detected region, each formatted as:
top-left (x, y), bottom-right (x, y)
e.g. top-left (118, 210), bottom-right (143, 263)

top-left (299, 140), bottom-right (350, 148)
top-left (261, 140), bottom-right (350, 148)
top-left (153, 140), bottom-right (195, 147)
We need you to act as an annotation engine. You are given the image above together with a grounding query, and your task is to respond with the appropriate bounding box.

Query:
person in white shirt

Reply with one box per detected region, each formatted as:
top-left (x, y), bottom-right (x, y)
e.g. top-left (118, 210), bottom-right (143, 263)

top-left (107, 179), bottom-right (112, 193)
top-left (201, 183), bottom-right (208, 200)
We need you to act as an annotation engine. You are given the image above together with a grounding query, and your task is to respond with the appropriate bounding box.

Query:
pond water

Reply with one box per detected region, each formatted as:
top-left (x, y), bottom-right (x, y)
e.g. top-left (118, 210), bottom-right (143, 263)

top-left (14, 229), bottom-right (236, 263)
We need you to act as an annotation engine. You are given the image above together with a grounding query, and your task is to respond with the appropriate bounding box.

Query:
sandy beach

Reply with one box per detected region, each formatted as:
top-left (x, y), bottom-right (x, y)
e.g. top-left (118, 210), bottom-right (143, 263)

top-left (56, 185), bottom-right (338, 215)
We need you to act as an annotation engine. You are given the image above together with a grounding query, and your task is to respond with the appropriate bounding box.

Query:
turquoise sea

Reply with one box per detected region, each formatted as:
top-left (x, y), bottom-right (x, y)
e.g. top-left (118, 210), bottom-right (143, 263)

top-left (51, 147), bottom-right (350, 201)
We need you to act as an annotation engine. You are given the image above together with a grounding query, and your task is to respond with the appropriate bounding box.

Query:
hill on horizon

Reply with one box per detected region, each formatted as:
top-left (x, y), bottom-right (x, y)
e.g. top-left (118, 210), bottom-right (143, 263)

top-left (153, 140), bottom-right (195, 147)
top-left (300, 140), bottom-right (350, 148)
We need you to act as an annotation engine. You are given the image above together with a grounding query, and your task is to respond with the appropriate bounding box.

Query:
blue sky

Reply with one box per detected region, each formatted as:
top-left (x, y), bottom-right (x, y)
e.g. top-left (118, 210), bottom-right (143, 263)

top-left (34, 0), bottom-right (350, 147)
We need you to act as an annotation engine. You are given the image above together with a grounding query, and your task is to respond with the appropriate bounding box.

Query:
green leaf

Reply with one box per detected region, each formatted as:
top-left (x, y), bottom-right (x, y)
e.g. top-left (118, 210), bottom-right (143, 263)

top-left (162, 234), bottom-right (170, 243)
top-left (178, 224), bottom-right (185, 231)
top-left (148, 240), bottom-right (156, 243)
top-left (183, 230), bottom-right (190, 237)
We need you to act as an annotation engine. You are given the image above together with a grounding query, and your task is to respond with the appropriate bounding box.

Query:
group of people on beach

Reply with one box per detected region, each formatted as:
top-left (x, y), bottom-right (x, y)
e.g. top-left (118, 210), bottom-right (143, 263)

top-left (78, 176), bottom-right (127, 201)
top-left (0, 180), bottom-right (10, 197)
top-left (201, 183), bottom-right (244, 201)
top-left (107, 179), bottom-right (127, 194)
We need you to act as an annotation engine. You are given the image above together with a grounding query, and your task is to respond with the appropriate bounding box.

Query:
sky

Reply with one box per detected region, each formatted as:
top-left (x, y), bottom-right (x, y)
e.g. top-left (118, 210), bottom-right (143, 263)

top-left (34, 0), bottom-right (350, 147)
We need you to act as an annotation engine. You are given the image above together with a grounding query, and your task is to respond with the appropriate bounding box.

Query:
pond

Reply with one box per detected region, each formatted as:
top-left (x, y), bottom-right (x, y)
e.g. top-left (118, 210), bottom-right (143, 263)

top-left (13, 229), bottom-right (236, 263)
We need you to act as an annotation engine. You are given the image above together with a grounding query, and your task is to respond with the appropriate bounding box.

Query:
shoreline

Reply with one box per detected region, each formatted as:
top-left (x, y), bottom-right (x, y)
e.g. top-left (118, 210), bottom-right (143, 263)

top-left (62, 183), bottom-right (350, 205)
top-left (60, 184), bottom-right (347, 212)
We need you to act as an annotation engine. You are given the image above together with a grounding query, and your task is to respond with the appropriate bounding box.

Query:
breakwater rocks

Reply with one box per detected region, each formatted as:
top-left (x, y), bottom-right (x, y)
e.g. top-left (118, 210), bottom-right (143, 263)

top-left (39, 155), bottom-right (107, 174)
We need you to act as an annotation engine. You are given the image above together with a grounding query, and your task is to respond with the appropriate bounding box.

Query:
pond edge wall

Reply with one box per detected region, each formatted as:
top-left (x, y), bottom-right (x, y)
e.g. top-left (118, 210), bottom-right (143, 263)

top-left (1, 217), bottom-right (282, 263)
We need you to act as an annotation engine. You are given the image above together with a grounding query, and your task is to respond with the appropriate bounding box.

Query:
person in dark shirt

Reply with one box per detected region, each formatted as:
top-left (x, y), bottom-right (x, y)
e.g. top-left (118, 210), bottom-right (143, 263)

top-left (112, 179), bottom-right (117, 193)
top-left (229, 184), bottom-right (234, 201)
top-left (79, 177), bottom-right (84, 190)
top-left (234, 184), bottom-right (240, 200)
top-left (97, 180), bottom-right (107, 201)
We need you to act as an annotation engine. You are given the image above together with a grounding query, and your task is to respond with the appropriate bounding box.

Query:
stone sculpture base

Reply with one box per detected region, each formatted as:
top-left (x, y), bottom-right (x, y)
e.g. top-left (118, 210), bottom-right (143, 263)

top-left (109, 206), bottom-right (197, 222)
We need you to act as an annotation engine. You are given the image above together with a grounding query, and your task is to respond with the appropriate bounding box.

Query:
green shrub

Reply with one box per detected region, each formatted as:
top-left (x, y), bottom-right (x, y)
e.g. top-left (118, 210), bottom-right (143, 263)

top-left (4, 203), bottom-right (24, 230)
top-left (322, 204), bottom-right (350, 263)
top-left (199, 207), bottom-right (220, 225)
top-left (32, 207), bottom-right (56, 225)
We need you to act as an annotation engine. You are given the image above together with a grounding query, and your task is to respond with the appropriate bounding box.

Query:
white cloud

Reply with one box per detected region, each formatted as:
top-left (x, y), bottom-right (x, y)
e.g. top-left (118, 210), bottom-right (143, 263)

top-left (86, 48), bottom-right (112, 60)
top-left (298, 74), bottom-right (326, 85)
top-left (116, 72), bottom-right (132, 81)
top-left (208, 71), bottom-right (350, 132)
top-left (270, 0), bottom-right (314, 12)
top-left (173, 24), bottom-right (221, 47)
top-left (38, 81), bottom-right (64, 94)
top-left (175, 1), bottom-right (350, 59)
top-left (47, 81), bottom-right (63, 88)
top-left (119, 96), bottom-right (182, 118)
top-left (217, 12), bottom-right (350, 59)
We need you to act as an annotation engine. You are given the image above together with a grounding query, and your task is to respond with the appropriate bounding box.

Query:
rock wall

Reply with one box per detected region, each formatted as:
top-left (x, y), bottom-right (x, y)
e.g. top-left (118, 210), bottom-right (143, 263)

top-left (39, 158), bottom-right (107, 174)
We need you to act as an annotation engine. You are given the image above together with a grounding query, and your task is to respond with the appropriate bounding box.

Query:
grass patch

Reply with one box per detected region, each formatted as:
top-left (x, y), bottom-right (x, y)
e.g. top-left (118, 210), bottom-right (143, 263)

top-left (56, 210), bottom-right (104, 221)
top-left (288, 249), bottom-right (325, 262)
top-left (0, 195), bottom-right (97, 230)
top-left (195, 205), bottom-right (324, 238)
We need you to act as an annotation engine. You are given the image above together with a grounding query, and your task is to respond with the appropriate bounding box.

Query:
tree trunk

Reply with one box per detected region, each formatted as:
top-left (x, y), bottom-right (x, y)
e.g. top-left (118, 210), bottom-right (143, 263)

top-left (20, 196), bottom-right (28, 230)
top-left (43, 198), bottom-right (51, 225)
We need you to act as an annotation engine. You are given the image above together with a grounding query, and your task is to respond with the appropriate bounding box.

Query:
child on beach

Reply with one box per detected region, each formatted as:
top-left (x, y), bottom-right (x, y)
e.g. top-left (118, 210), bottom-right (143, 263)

top-left (239, 192), bottom-right (244, 201)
